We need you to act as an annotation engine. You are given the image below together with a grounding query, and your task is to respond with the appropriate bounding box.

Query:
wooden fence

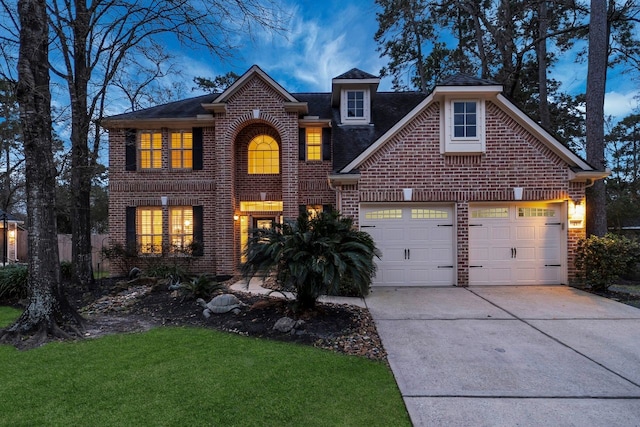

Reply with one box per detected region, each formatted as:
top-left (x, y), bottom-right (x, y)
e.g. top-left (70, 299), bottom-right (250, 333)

top-left (58, 234), bottom-right (111, 276)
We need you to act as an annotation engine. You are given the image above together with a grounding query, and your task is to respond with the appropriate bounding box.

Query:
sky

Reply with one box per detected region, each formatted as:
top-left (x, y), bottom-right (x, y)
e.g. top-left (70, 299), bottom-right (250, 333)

top-left (152, 0), bottom-right (639, 121)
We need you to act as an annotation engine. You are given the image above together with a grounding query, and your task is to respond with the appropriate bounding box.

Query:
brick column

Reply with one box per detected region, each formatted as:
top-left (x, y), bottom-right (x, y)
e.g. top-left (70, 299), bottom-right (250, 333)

top-left (457, 201), bottom-right (469, 287)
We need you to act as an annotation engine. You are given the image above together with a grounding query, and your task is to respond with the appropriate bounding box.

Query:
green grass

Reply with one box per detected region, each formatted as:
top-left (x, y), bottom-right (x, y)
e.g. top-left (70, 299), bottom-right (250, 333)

top-left (0, 307), bottom-right (409, 426)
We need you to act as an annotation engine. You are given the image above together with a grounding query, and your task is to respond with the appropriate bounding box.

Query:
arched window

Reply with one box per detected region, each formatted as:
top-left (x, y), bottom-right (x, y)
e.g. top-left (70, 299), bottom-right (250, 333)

top-left (248, 135), bottom-right (279, 174)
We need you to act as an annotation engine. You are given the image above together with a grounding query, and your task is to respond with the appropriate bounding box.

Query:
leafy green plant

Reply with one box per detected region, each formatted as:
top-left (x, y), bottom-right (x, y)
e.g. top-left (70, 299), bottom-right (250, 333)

top-left (0, 265), bottom-right (29, 301)
top-left (242, 210), bottom-right (380, 310)
top-left (177, 274), bottom-right (223, 300)
top-left (60, 261), bottom-right (73, 280)
top-left (575, 233), bottom-right (640, 291)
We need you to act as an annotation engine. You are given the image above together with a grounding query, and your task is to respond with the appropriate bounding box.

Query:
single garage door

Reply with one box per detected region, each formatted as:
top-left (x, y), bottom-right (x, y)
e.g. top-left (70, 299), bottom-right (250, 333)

top-left (360, 204), bottom-right (455, 286)
top-left (469, 203), bottom-right (565, 285)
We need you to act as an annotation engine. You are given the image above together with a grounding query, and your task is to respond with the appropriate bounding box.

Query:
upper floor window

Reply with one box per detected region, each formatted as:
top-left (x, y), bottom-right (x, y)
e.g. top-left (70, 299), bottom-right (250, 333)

top-left (170, 206), bottom-right (193, 251)
top-left (347, 91), bottom-right (364, 118)
top-left (170, 131), bottom-right (193, 169)
top-left (137, 207), bottom-right (162, 253)
top-left (340, 88), bottom-right (370, 124)
top-left (442, 99), bottom-right (485, 155)
top-left (453, 101), bottom-right (477, 138)
top-left (306, 128), bottom-right (322, 161)
top-left (248, 135), bottom-right (279, 174)
top-left (140, 132), bottom-right (162, 169)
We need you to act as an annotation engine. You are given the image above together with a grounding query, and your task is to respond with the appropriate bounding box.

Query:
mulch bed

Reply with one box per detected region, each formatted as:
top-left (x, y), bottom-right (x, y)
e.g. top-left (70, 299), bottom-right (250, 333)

top-left (73, 278), bottom-right (387, 361)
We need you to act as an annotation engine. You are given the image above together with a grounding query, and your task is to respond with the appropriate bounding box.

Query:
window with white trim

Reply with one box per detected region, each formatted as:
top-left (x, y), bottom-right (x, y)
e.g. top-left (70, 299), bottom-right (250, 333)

top-left (442, 99), bottom-right (485, 154)
top-left (340, 88), bottom-right (370, 124)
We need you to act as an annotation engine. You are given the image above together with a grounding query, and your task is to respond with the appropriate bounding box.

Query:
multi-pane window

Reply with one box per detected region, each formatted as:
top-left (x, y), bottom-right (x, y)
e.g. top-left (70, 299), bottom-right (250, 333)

top-left (170, 207), bottom-right (193, 251)
top-left (306, 205), bottom-right (323, 219)
top-left (248, 135), bottom-right (279, 174)
top-left (306, 128), bottom-right (322, 161)
top-left (453, 101), bottom-right (477, 138)
top-left (140, 132), bottom-right (162, 169)
top-left (137, 207), bottom-right (162, 253)
top-left (170, 131), bottom-right (193, 169)
top-left (347, 91), bottom-right (364, 118)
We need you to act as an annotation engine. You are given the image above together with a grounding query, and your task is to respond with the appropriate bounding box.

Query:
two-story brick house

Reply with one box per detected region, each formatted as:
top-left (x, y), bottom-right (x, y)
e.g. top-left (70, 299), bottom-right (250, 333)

top-left (103, 65), bottom-right (606, 286)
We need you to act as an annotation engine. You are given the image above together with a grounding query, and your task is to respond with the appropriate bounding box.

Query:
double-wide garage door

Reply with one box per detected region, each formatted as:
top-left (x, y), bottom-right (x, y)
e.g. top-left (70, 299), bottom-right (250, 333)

top-left (361, 204), bottom-right (455, 286)
top-left (361, 203), bottom-right (565, 287)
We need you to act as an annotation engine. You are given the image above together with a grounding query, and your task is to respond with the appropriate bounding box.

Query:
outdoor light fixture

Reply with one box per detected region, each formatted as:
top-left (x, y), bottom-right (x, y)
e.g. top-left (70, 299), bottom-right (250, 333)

top-left (403, 188), bottom-right (413, 201)
top-left (260, 192), bottom-right (267, 201)
top-left (253, 109), bottom-right (260, 119)
top-left (513, 187), bottom-right (523, 200)
top-left (161, 196), bottom-right (168, 206)
top-left (568, 200), bottom-right (585, 229)
top-left (233, 214), bottom-right (239, 221)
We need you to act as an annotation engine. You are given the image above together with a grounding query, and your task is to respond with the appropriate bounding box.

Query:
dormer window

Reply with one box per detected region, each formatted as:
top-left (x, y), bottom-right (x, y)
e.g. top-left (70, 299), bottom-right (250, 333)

top-left (340, 88), bottom-right (370, 124)
top-left (442, 98), bottom-right (485, 154)
top-left (347, 91), bottom-right (364, 118)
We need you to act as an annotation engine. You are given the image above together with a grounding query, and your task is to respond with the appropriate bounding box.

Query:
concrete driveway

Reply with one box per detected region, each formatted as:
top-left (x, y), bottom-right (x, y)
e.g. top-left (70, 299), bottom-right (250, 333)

top-left (365, 286), bottom-right (640, 426)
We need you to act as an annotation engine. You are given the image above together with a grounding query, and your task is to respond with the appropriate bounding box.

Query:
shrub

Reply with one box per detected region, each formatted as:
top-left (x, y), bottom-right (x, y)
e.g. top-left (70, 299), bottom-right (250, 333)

top-left (101, 243), bottom-right (198, 279)
top-left (60, 261), bottom-right (73, 280)
top-left (575, 233), bottom-right (640, 291)
top-left (242, 211), bottom-right (380, 310)
top-left (0, 265), bottom-right (29, 301)
top-left (177, 274), bottom-right (223, 300)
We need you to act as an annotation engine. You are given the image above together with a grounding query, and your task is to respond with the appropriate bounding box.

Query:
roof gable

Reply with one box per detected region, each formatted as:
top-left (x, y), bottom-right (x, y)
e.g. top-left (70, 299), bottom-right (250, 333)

top-left (339, 78), bottom-right (597, 175)
top-left (203, 65), bottom-right (307, 114)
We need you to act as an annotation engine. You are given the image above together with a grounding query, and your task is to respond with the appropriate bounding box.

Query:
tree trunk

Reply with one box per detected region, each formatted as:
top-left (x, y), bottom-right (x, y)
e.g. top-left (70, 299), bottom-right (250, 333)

top-left (585, 0), bottom-right (608, 236)
top-left (537, 0), bottom-right (551, 129)
top-left (69, 0), bottom-right (94, 288)
top-left (2, 0), bottom-right (83, 348)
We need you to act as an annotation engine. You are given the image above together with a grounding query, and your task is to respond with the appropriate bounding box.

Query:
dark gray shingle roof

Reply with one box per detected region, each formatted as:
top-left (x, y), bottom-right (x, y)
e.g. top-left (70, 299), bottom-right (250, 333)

top-left (333, 68), bottom-right (379, 80)
top-left (438, 74), bottom-right (499, 86)
top-left (105, 93), bottom-right (219, 121)
top-left (331, 92), bottom-right (427, 171)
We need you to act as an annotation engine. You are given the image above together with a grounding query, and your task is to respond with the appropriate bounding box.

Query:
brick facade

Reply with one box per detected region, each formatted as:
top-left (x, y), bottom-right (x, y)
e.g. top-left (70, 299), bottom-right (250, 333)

top-left (106, 66), bottom-right (599, 284)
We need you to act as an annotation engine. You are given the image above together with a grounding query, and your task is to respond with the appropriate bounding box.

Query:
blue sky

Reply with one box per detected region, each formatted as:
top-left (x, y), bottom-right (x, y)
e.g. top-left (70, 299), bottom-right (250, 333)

top-left (154, 0), bottom-right (639, 121)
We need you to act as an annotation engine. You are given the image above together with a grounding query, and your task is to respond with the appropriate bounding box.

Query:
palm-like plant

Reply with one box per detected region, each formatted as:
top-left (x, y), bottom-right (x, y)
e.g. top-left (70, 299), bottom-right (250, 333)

top-left (242, 211), bottom-right (380, 310)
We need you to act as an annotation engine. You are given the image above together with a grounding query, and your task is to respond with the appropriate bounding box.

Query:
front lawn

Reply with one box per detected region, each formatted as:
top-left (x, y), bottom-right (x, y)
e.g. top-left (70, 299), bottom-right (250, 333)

top-left (0, 307), bottom-right (409, 426)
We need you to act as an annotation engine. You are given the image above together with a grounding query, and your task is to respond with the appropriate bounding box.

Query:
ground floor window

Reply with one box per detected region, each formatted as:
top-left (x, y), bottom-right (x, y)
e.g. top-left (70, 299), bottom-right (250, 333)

top-left (137, 207), bottom-right (162, 253)
top-left (170, 207), bottom-right (193, 251)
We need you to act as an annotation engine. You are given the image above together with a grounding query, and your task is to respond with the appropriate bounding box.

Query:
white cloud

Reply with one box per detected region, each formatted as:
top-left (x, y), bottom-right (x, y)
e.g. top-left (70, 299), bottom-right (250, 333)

top-left (604, 90), bottom-right (639, 120)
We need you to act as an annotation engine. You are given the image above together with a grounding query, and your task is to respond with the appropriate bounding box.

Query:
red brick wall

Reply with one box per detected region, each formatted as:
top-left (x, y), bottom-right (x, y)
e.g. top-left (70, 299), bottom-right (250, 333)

top-left (109, 75), bottom-right (310, 275)
top-left (343, 101), bottom-right (586, 285)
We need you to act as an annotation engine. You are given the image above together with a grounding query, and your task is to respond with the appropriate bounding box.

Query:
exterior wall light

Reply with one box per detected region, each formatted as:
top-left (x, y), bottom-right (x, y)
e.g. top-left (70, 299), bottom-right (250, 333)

top-left (233, 214), bottom-right (240, 221)
top-left (513, 187), bottom-right (523, 200)
top-left (403, 188), bottom-right (413, 201)
top-left (568, 200), bottom-right (586, 229)
top-left (161, 196), bottom-right (168, 206)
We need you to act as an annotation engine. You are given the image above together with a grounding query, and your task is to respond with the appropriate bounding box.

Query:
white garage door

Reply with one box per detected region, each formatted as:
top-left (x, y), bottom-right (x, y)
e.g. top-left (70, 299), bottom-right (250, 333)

top-left (360, 204), bottom-right (455, 286)
top-left (469, 203), bottom-right (565, 285)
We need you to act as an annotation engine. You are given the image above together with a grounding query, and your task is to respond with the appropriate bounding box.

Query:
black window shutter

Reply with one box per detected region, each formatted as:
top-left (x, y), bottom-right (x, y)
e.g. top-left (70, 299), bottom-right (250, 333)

top-left (322, 128), bottom-right (331, 161)
top-left (193, 205), bottom-right (204, 256)
top-left (299, 205), bottom-right (306, 217)
top-left (322, 204), bottom-right (333, 213)
top-left (126, 207), bottom-right (136, 249)
top-left (192, 127), bottom-right (203, 170)
top-left (298, 128), bottom-right (305, 161)
top-left (125, 129), bottom-right (137, 171)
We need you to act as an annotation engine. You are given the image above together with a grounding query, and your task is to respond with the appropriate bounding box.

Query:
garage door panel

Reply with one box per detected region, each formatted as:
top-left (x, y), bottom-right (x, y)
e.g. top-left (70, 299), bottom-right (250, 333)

top-left (362, 204), bottom-right (455, 287)
top-left (470, 203), bottom-right (565, 285)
